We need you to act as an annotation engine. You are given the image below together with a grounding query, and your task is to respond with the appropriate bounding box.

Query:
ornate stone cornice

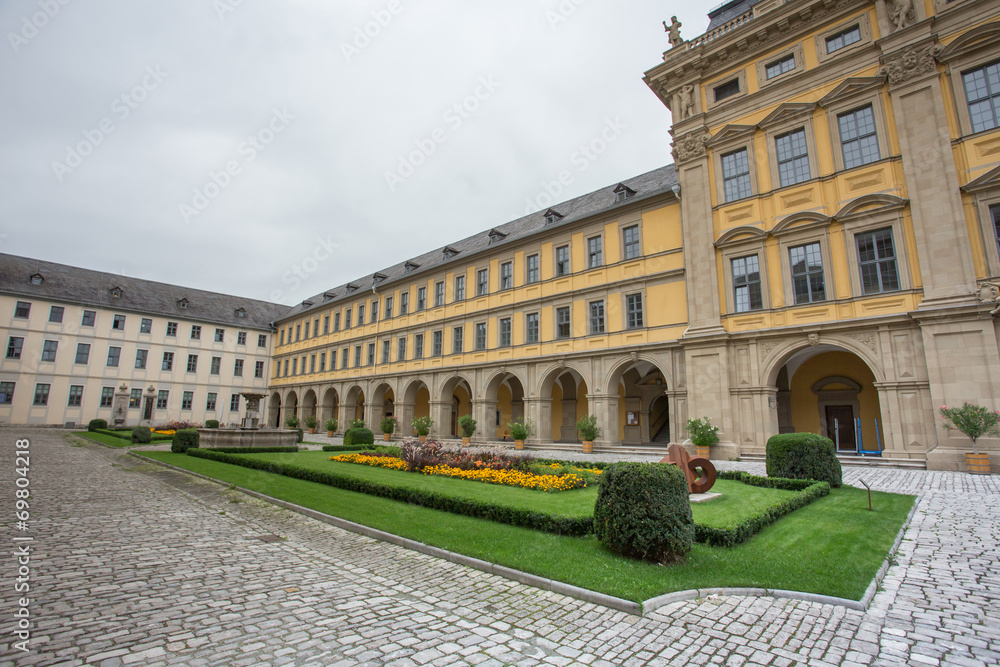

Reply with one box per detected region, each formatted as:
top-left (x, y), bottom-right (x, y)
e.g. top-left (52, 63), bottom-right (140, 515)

top-left (671, 129), bottom-right (711, 164)
top-left (877, 42), bottom-right (943, 88)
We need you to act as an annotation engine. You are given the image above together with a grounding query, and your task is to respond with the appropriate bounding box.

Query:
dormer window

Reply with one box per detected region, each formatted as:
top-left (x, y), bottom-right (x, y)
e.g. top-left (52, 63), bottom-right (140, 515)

top-left (111, 287), bottom-right (123, 299)
top-left (543, 209), bottom-right (564, 226)
top-left (235, 307), bottom-right (247, 319)
top-left (443, 246), bottom-right (459, 259)
top-left (404, 261), bottom-right (420, 273)
top-left (345, 282), bottom-right (359, 293)
top-left (322, 291), bottom-right (336, 301)
top-left (488, 229), bottom-right (507, 244)
top-left (28, 273), bottom-right (43, 285)
top-left (301, 299), bottom-right (314, 308)
top-left (613, 183), bottom-right (637, 202)
top-left (373, 272), bottom-right (387, 285)
top-left (176, 298), bottom-right (188, 309)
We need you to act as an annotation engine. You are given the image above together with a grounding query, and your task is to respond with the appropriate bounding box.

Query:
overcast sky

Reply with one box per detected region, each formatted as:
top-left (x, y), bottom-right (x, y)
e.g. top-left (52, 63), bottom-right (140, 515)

top-left (0, 0), bottom-right (707, 306)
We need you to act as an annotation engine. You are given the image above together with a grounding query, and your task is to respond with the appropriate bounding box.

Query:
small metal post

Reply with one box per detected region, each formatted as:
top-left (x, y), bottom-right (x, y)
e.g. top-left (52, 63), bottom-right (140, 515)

top-left (858, 478), bottom-right (872, 511)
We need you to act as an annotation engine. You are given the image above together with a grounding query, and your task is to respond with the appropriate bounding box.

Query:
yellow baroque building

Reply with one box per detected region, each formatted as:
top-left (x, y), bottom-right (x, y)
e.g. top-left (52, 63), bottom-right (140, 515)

top-left (272, 0), bottom-right (1000, 471)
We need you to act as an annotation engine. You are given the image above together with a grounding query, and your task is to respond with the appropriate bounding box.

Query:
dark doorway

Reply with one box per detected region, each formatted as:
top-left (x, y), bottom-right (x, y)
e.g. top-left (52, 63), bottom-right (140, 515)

top-left (143, 397), bottom-right (153, 421)
top-left (825, 405), bottom-right (855, 451)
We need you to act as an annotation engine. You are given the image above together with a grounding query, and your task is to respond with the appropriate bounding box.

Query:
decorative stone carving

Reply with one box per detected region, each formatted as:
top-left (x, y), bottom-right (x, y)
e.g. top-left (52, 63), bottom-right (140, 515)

top-left (978, 282), bottom-right (1000, 316)
top-left (807, 333), bottom-right (820, 346)
top-left (877, 44), bottom-right (943, 87)
top-left (630, 350), bottom-right (638, 362)
top-left (664, 16), bottom-right (683, 47)
top-left (887, 0), bottom-right (915, 32)
top-left (847, 331), bottom-right (879, 353)
top-left (671, 130), bottom-right (711, 164)
top-left (679, 84), bottom-right (696, 120)
top-left (759, 340), bottom-right (777, 358)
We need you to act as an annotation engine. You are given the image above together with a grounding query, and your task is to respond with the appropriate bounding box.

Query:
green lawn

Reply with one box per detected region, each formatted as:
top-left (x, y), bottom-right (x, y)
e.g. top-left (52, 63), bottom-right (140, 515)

top-left (139, 451), bottom-right (914, 602)
top-left (71, 431), bottom-right (138, 448)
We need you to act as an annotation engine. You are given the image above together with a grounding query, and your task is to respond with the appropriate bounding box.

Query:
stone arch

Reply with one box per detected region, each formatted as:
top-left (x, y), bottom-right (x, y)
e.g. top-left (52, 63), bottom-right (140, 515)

top-left (536, 361), bottom-right (592, 398)
top-left (344, 385), bottom-right (366, 425)
top-left (302, 389), bottom-right (317, 419)
top-left (321, 387), bottom-right (339, 428)
top-left (604, 355), bottom-right (674, 446)
top-left (483, 370), bottom-right (526, 440)
top-left (542, 369), bottom-right (588, 443)
top-left (439, 374), bottom-right (474, 438)
top-left (762, 336), bottom-right (885, 388)
top-left (283, 390), bottom-right (299, 420)
top-left (268, 391), bottom-right (282, 428)
top-left (372, 382), bottom-right (396, 429)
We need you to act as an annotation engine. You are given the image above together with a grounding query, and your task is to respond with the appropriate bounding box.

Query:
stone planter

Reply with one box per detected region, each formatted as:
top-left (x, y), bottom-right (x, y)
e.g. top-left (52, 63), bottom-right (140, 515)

top-left (966, 452), bottom-right (991, 474)
top-left (582, 440), bottom-right (593, 453)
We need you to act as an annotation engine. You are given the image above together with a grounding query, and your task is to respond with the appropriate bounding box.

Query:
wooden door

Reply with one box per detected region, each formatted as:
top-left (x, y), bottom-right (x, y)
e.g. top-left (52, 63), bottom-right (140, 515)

top-left (825, 405), bottom-right (855, 451)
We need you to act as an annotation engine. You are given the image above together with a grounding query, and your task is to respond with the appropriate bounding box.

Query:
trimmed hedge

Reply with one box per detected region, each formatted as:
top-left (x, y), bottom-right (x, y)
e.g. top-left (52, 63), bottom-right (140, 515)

top-left (185, 449), bottom-right (592, 536)
top-left (693, 471), bottom-right (831, 547)
top-left (344, 427), bottom-right (375, 447)
top-left (295, 428), bottom-right (304, 444)
top-left (88, 419), bottom-right (108, 432)
top-left (594, 462), bottom-right (694, 563)
top-left (205, 446), bottom-right (299, 454)
top-left (321, 444), bottom-right (371, 453)
top-left (171, 429), bottom-right (200, 454)
top-left (131, 427), bottom-right (151, 444)
top-left (205, 420), bottom-right (220, 429)
top-left (766, 433), bottom-right (843, 488)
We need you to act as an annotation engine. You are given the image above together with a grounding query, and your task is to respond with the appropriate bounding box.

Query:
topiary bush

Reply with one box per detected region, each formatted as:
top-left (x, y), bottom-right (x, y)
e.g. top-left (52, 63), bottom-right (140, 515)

top-left (205, 419), bottom-right (219, 429)
top-left (88, 419), bottom-right (108, 432)
top-left (343, 427), bottom-right (375, 447)
top-left (171, 428), bottom-right (200, 453)
top-left (766, 433), bottom-right (842, 488)
top-left (131, 426), bottom-right (151, 444)
top-left (295, 428), bottom-right (304, 443)
top-left (593, 462), bottom-right (694, 564)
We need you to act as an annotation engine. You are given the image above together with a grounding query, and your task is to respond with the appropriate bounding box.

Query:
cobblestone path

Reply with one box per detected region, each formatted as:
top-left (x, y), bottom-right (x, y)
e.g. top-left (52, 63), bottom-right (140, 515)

top-left (1, 431), bottom-right (998, 666)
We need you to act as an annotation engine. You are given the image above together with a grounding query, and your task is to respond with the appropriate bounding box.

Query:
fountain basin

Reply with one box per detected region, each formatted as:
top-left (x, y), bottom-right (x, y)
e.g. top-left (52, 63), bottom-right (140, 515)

top-left (197, 428), bottom-right (298, 449)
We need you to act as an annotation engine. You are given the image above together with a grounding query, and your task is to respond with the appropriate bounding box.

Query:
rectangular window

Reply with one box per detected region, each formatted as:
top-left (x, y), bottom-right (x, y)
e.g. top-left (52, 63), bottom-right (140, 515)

top-left (237, 331), bottom-right (247, 345)
top-left (182, 391), bottom-right (193, 410)
top-left (367, 343), bottom-right (375, 365)
top-left (333, 312), bottom-right (341, 331)
top-left (328, 352), bottom-right (335, 371)
top-left (432, 330), bottom-right (443, 356)
top-left (130, 388), bottom-right (142, 408)
top-left (6, 336), bottom-right (23, 359)
top-left (400, 293), bottom-right (409, 315)
top-left (82, 310), bottom-right (96, 326)
top-left (498, 318), bottom-right (512, 347)
top-left (991, 204), bottom-right (1000, 259)
top-left (839, 105), bottom-right (880, 169)
top-left (113, 314), bottom-right (126, 330)
top-left (589, 301), bottom-right (605, 334)
top-left (191, 325), bottom-right (201, 340)
top-left (417, 287), bottom-right (427, 311)
top-left (622, 225), bottom-right (641, 260)
top-left (475, 323), bottom-right (487, 350)
top-left (370, 304), bottom-right (377, 324)
top-left (230, 394), bottom-right (240, 411)
top-left (259, 333), bottom-right (267, 348)
top-left (345, 309), bottom-right (352, 328)
top-left (14, 301), bottom-right (30, 319)
top-left (206, 356), bottom-right (219, 375)
top-left (166, 321), bottom-right (177, 336)
top-left (67, 385), bottom-right (83, 407)
top-left (775, 129), bottom-right (811, 187)
top-left (162, 351), bottom-right (174, 371)
top-left (156, 390), bottom-right (169, 409)
top-left (556, 245), bottom-right (570, 276)
top-left (34, 383), bottom-right (50, 405)
top-left (500, 262), bottom-right (512, 290)
top-left (732, 255), bottom-right (763, 312)
top-left (526, 313), bottom-right (539, 343)
top-left (315, 317), bottom-right (322, 334)
top-left (234, 359), bottom-right (244, 376)
top-left (452, 326), bottom-right (463, 353)
top-left (319, 352), bottom-right (327, 373)
top-left (477, 269), bottom-right (489, 296)
top-left (526, 254), bottom-right (539, 283)
top-left (587, 237), bottom-right (603, 268)
top-left (292, 358), bottom-right (298, 375)
top-left (454, 276), bottom-right (465, 301)
top-left (626, 294), bottom-right (644, 329)
top-left (714, 77), bottom-right (740, 102)
top-left (282, 359), bottom-right (288, 376)
top-left (722, 149), bottom-right (752, 202)
top-left (826, 24), bottom-right (861, 54)
top-left (765, 54), bottom-right (796, 79)
top-left (41, 340), bottom-right (58, 362)
top-left (341, 347), bottom-right (349, 369)
top-left (0, 382), bottom-right (14, 404)
top-left (414, 334), bottom-right (424, 359)
top-left (398, 336), bottom-right (407, 361)
top-left (139, 317), bottom-right (152, 334)
top-left (435, 281), bottom-right (445, 306)
top-left (49, 305), bottom-right (64, 323)
top-left (556, 306), bottom-right (571, 338)
top-left (381, 339), bottom-right (390, 364)
top-left (255, 360), bottom-right (264, 378)
top-left (856, 228), bottom-right (900, 295)
top-left (357, 305), bottom-right (365, 326)
top-left (789, 243), bottom-right (826, 304)
top-left (206, 392), bottom-right (217, 411)
top-left (134, 349), bottom-right (148, 369)
top-left (385, 296), bottom-right (393, 318)
top-left (99, 386), bottom-right (114, 408)
top-left (76, 342), bottom-right (91, 364)
top-left (354, 345), bottom-right (362, 367)
top-left (321, 316), bottom-right (329, 335)
top-left (106, 346), bottom-right (120, 367)
top-left (280, 329), bottom-right (285, 346)
top-left (963, 60), bottom-right (1000, 134)
top-left (186, 354), bottom-right (198, 373)
top-left (309, 354), bottom-right (316, 373)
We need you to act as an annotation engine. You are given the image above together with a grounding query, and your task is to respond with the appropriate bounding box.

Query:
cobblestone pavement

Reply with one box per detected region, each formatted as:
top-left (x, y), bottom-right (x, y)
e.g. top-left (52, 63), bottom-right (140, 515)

top-left (1, 430), bottom-right (998, 666)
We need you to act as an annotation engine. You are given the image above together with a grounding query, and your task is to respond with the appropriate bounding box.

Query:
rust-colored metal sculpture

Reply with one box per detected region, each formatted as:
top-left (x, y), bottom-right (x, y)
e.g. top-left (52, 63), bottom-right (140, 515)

top-left (659, 444), bottom-right (717, 494)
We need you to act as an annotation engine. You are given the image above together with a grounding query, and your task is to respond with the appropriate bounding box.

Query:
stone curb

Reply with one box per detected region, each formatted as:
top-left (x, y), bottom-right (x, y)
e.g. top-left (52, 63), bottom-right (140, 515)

top-left (859, 492), bottom-right (921, 608)
top-left (129, 452), bottom-right (907, 617)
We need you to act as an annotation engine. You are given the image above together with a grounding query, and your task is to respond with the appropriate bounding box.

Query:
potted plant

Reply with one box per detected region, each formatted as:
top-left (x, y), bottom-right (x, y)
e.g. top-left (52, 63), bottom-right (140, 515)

top-left (380, 416), bottom-right (398, 441)
top-left (412, 416), bottom-right (433, 443)
top-left (508, 418), bottom-right (533, 450)
top-left (349, 418), bottom-right (365, 429)
top-left (576, 414), bottom-right (601, 454)
top-left (325, 418), bottom-right (338, 437)
top-left (940, 402), bottom-right (1000, 474)
top-left (458, 414), bottom-right (477, 446)
top-left (284, 414), bottom-right (299, 430)
top-left (686, 416), bottom-right (719, 458)
top-left (304, 415), bottom-right (318, 434)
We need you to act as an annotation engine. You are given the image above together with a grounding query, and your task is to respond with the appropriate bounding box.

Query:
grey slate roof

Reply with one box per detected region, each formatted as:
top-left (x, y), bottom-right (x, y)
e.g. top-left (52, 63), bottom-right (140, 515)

top-left (706, 0), bottom-right (760, 31)
top-left (0, 253), bottom-right (287, 330)
top-left (283, 163), bottom-right (678, 322)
